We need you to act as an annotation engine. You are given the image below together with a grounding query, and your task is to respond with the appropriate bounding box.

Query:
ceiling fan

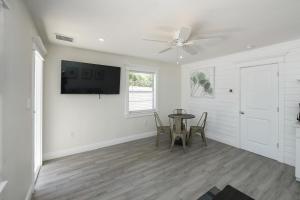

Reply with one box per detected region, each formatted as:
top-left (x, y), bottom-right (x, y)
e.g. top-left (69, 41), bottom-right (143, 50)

top-left (143, 27), bottom-right (222, 55)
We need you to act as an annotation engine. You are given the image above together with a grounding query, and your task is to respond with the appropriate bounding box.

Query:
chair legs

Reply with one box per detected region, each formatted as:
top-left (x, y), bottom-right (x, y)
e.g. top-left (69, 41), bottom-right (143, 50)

top-left (169, 130), bottom-right (172, 148)
top-left (158, 129), bottom-right (207, 149)
top-left (182, 134), bottom-right (186, 153)
top-left (160, 127), bottom-right (207, 150)
top-left (188, 130), bottom-right (193, 146)
top-left (170, 135), bottom-right (175, 152)
top-left (189, 128), bottom-right (208, 147)
top-left (170, 134), bottom-right (187, 153)
top-left (156, 131), bottom-right (160, 147)
top-left (156, 128), bottom-right (173, 148)
top-left (201, 130), bottom-right (207, 146)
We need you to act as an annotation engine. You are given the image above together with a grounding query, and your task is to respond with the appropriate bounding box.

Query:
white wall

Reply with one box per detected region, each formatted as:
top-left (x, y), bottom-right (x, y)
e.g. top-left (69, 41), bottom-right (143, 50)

top-left (43, 44), bottom-right (181, 160)
top-left (1, 0), bottom-right (42, 199)
top-left (181, 39), bottom-right (300, 166)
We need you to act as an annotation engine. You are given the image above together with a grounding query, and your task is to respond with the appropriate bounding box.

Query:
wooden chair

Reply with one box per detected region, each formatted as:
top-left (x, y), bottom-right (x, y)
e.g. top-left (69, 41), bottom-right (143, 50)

top-left (172, 109), bottom-right (187, 130)
top-left (189, 112), bottom-right (208, 146)
top-left (154, 112), bottom-right (171, 147)
top-left (170, 116), bottom-right (188, 152)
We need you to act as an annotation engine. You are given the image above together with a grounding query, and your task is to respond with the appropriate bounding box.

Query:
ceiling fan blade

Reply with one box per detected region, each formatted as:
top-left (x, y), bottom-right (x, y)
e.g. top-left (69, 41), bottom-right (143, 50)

top-left (182, 45), bottom-right (199, 55)
top-left (186, 35), bottom-right (224, 46)
top-left (142, 38), bottom-right (170, 43)
top-left (177, 27), bottom-right (192, 42)
top-left (188, 38), bottom-right (222, 45)
top-left (183, 41), bottom-right (194, 46)
top-left (158, 47), bottom-right (172, 54)
top-left (191, 35), bottom-right (224, 41)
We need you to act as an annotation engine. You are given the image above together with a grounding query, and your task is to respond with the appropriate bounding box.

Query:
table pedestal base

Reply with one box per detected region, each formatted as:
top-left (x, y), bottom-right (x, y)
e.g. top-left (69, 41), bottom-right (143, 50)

top-left (174, 138), bottom-right (189, 146)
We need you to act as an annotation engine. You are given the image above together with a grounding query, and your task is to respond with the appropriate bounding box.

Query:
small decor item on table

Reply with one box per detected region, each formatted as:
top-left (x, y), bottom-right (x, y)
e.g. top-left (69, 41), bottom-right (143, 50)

top-left (174, 108), bottom-right (186, 114)
top-left (297, 104), bottom-right (300, 122)
top-left (190, 67), bottom-right (215, 98)
top-left (176, 109), bottom-right (183, 114)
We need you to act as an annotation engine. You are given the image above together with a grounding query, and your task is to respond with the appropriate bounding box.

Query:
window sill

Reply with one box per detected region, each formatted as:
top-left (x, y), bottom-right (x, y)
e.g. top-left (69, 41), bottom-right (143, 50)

top-left (125, 110), bottom-right (156, 118)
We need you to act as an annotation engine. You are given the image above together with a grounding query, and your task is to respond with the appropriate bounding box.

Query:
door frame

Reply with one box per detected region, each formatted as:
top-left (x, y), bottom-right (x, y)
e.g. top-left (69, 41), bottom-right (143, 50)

top-left (32, 49), bottom-right (44, 183)
top-left (31, 38), bottom-right (46, 184)
top-left (237, 57), bottom-right (285, 162)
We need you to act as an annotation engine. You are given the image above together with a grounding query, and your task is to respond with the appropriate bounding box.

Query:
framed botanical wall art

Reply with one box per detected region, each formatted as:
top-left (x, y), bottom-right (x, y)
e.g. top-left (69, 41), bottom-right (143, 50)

top-left (190, 67), bottom-right (215, 98)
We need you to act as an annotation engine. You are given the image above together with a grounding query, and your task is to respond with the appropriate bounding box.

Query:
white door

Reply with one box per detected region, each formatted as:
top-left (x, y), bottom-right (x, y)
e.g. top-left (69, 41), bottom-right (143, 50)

top-left (33, 50), bottom-right (44, 181)
top-left (240, 64), bottom-right (279, 160)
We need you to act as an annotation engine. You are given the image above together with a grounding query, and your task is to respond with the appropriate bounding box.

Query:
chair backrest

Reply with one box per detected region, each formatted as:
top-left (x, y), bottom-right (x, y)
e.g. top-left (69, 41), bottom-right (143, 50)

top-left (172, 116), bottom-right (183, 134)
top-left (173, 109), bottom-right (186, 114)
top-left (197, 112), bottom-right (208, 129)
top-left (154, 112), bottom-right (163, 128)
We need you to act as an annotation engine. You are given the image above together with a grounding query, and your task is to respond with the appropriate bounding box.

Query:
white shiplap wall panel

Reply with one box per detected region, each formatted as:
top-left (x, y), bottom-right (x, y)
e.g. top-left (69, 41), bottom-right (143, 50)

top-left (186, 65), bottom-right (240, 148)
top-left (282, 60), bottom-right (300, 165)
top-left (182, 40), bottom-right (300, 166)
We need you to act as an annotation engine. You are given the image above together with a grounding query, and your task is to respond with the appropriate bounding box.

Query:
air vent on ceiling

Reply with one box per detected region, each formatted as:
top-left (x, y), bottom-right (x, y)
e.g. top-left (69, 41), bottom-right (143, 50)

top-left (55, 34), bottom-right (74, 43)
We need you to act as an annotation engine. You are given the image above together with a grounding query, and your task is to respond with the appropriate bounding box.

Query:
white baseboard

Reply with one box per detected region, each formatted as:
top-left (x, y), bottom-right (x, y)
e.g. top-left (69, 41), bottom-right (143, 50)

top-left (25, 184), bottom-right (33, 200)
top-left (205, 133), bottom-right (296, 167)
top-left (43, 131), bottom-right (156, 161)
top-left (283, 154), bottom-right (295, 167)
top-left (205, 132), bottom-right (239, 148)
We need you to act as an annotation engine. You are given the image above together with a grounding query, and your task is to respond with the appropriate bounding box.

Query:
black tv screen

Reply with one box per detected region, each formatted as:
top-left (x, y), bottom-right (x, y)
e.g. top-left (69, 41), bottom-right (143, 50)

top-left (61, 60), bottom-right (121, 94)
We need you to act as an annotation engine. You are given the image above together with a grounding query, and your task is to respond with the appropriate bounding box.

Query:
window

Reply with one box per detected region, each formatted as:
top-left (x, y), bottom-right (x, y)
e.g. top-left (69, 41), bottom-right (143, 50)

top-left (126, 67), bottom-right (157, 116)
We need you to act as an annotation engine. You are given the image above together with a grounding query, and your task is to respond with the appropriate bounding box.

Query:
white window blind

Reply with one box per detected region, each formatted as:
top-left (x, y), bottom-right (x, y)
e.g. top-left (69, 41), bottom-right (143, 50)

top-left (128, 71), bottom-right (156, 113)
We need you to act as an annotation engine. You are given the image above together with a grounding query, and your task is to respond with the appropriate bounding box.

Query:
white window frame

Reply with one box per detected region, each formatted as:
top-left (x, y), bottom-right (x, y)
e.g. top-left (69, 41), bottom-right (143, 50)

top-left (125, 65), bottom-right (158, 118)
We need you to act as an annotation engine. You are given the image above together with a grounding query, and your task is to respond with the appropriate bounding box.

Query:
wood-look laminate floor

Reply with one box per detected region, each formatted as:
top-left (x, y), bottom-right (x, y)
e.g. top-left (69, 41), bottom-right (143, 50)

top-left (33, 135), bottom-right (300, 200)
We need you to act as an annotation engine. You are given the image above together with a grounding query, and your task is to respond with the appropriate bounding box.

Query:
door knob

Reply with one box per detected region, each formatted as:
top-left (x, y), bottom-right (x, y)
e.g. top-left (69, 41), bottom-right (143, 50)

top-left (240, 111), bottom-right (245, 115)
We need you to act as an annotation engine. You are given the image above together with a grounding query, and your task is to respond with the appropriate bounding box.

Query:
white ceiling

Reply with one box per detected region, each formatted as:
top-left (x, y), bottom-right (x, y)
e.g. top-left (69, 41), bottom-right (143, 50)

top-left (26, 0), bottom-right (300, 64)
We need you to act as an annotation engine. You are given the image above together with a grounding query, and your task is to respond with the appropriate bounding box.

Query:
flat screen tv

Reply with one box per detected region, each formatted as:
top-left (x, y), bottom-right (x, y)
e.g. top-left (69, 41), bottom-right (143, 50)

top-left (61, 60), bottom-right (121, 94)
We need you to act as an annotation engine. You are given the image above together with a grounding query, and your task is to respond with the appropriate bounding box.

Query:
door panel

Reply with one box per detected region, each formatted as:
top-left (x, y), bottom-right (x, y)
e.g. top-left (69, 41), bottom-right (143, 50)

top-left (246, 118), bottom-right (270, 145)
top-left (240, 64), bottom-right (278, 160)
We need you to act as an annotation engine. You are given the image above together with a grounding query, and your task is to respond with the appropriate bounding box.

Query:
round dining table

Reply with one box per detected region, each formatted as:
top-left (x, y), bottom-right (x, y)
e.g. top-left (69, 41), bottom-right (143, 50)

top-left (168, 113), bottom-right (195, 120)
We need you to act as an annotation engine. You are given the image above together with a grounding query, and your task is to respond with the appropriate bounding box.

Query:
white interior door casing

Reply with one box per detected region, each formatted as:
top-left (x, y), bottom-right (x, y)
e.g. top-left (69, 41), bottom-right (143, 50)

top-left (0, 2), bottom-right (4, 183)
top-left (240, 64), bottom-right (279, 160)
top-left (33, 50), bottom-right (44, 181)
